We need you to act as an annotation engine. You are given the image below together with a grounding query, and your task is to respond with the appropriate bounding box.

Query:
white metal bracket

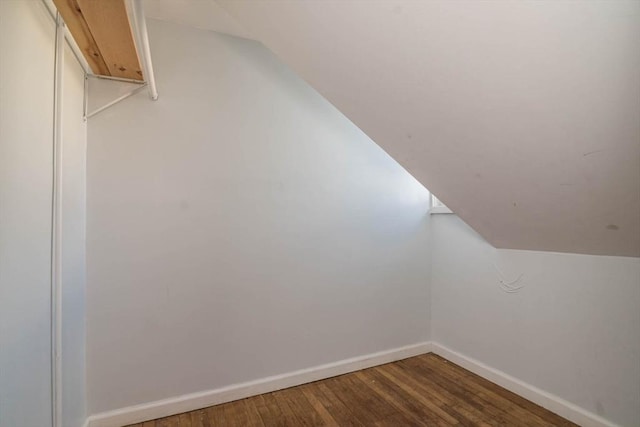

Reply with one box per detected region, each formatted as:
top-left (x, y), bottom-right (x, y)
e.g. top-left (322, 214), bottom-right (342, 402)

top-left (84, 74), bottom-right (147, 120)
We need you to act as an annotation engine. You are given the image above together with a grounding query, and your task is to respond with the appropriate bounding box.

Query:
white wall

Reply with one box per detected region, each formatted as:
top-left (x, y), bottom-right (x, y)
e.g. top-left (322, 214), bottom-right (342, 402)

top-left (431, 214), bottom-right (640, 426)
top-left (86, 19), bottom-right (431, 414)
top-left (0, 2), bottom-right (55, 426)
top-left (0, 3), bottom-right (88, 426)
top-left (61, 44), bottom-right (88, 427)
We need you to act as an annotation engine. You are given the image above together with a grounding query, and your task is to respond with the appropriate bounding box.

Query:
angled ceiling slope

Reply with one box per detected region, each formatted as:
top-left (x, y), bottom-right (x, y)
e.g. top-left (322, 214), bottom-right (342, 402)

top-left (212, 0), bottom-right (640, 257)
top-left (143, 0), bottom-right (254, 41)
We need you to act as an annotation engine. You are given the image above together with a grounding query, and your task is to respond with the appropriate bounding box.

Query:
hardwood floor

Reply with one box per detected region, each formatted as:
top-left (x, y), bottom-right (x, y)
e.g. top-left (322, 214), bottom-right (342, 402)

top-left (127, 354), bottom-right (577, 426)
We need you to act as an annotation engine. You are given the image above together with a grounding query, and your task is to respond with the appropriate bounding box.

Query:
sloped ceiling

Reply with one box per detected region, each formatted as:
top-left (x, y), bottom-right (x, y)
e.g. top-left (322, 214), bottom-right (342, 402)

top-left (143, 0), bottom-right (253, 40)
top-left (150, 0), bottom-right (640, 257)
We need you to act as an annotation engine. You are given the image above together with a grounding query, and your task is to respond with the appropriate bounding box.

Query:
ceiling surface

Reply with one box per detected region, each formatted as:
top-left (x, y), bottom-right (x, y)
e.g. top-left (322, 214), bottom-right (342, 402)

top-left (148, 0), bottom-right (640, 257)
top-left (143, 0), bottom-right (253, 40)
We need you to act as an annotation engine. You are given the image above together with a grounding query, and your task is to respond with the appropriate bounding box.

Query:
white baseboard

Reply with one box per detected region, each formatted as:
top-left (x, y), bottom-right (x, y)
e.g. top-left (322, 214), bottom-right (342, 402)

top-left (86, 341), bottom-right (432, 427)
top-left (430, 343), bottom-right (619, 427)
top-left (86, 341), bottom-right (619, 427)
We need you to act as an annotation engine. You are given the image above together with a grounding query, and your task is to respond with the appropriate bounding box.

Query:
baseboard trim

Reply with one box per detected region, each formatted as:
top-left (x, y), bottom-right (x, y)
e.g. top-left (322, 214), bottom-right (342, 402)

top-left (430, 343), bottom-right (619, 427)
top-left (86, 341), bottom-right (432, 427)
top-left (86, 341), bottom-right (619, 427)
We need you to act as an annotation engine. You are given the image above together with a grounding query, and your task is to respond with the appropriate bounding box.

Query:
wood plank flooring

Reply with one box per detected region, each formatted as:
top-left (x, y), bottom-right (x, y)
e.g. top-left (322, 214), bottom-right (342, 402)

top-left (127, 353), bottom-right (577, 426)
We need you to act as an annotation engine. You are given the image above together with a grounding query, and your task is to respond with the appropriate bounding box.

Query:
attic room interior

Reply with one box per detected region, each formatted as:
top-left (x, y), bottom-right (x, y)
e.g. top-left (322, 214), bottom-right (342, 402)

top-left (1, 0), bottom-right (639, 426)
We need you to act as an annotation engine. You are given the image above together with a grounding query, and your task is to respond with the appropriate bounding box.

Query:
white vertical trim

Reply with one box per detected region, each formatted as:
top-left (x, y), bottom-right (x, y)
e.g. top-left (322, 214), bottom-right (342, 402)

top-left (83, 74), bottom-right (88, 122)
top-left (127, 0), bottom-right (158, 100)
top-left (40, 0), bottom-right (91, 75)
top-left (51, 11), bottom-right (65, 427)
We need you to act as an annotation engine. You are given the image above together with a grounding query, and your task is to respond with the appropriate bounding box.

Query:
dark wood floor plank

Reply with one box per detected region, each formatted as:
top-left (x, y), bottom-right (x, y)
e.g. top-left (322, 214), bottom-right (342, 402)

top-left (242, 398), bottom-right (266, 427)
top-left (422, 354), bottom-right (576, 426)
top-left (369, 368), bottom-right (477, 427)
top-left (272, 389), bottom-right (309, 426)
top-left (310, 382), bottom-right (365, 426)
top-left (206, 401), bottom-right (232, 426)
top-left (353, 370), bottom-right (438, 426)
top-left (325, 373), bottom-right (397, 423)
top-left (364, 367), bottom-right (463, 426)
top-left (375, 363), bottom-right (482, 425)
top-left (253, 393), bottom-right (285, 426)
top-left (189, 409), bottom-right (209, 427)
top-left (125, 353), bottom-right (578, 427)
top-left (387, 359), bottom-right (540, 427)
top-left (297, 383), bottom-right (339, 426)
top-left (155, 415), bottom-right (180, 427)
top-left (373, 412), bottom-right (424, 427)
top-left (279, 386), bottom-right (325, 426)
top-left (409, 355), bottom-right (559, 426)
top-left (177, 412), bottom-right (192, 427)
top-left (322, 376), bottom-right (382, 424)
top-left (223, 399), bottom-right (252, 427)
top-left (449, 404), bottom-right (494, 427)
top-left (392, 358), bottom-right (534, 426)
